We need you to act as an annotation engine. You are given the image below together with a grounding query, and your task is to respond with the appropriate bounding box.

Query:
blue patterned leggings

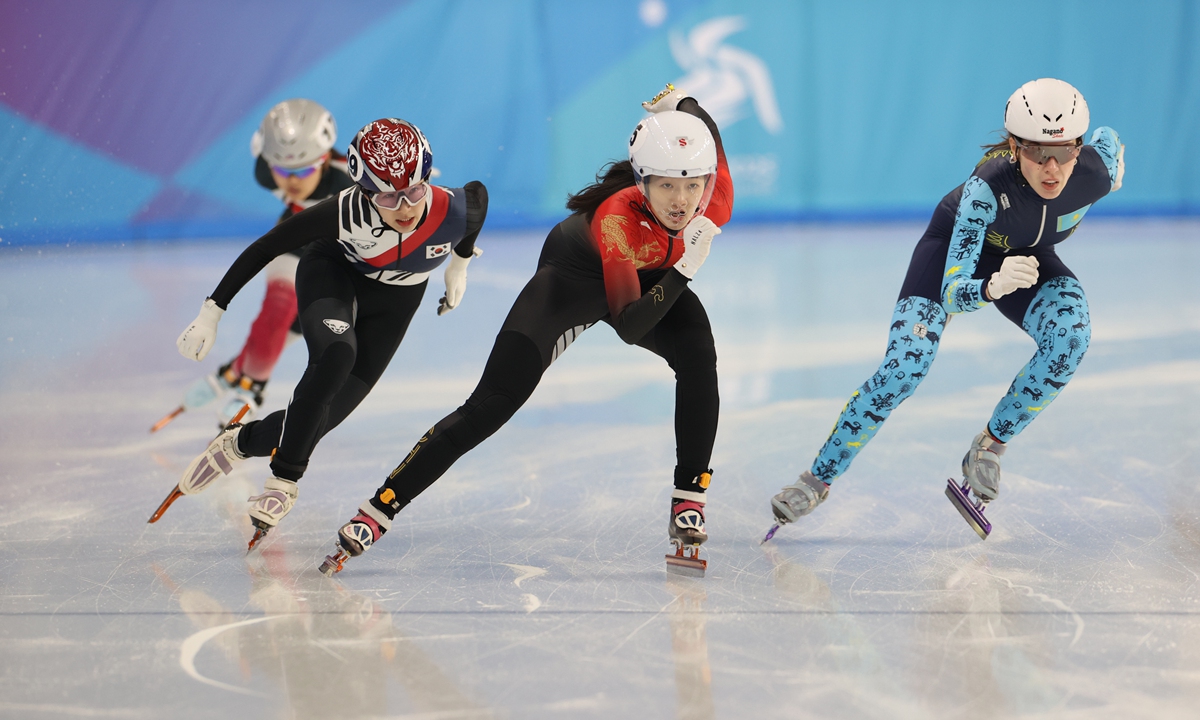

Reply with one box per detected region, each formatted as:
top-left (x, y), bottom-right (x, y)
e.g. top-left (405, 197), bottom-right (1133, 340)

top-left (810, 276), bottom-right (1090, 483)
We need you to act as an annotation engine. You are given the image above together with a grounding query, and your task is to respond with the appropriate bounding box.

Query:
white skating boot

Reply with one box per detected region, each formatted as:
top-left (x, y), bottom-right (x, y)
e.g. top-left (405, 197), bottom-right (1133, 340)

top-left (246, 477), bottom-right (298, 551)
top-left (320, 503), bottom-right (392, 576)
top-left (666, 474), bottom-right (710, 578)
top-left (668, 489), bottom-right (708, 546)
top-left (179, 425), bottom-right (248, 495)
top-left (770, 470), bottom-right (830, 524)
top-left (962, 431), bottom-right (1005, 503)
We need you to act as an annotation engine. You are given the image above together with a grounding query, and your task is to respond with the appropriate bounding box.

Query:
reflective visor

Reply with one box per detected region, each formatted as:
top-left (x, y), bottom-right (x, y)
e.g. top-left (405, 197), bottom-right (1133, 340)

top-left (370, 182), bottom-right (429, 210)
top-left (1015, 141), bottom-right (1082, 165)
top-left (271, 158), bottom-right (324, 178)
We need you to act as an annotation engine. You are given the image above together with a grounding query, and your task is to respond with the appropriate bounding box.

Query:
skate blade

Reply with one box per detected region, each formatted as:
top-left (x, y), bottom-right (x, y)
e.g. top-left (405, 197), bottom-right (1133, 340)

top-left (225, 404), bottom-right (250, 429)
top-left (665, 544), bottom-right (707, 578)
top-left (246, 525), bottom-right (271, 553)
top-left (319, 549), bottom-right (349, 577)
top-left (945, 478), bottom-right (991, 540)
top-left (150, 406), bottom-right (186, 433)
top-left (760, 523), bottom-right (781, 544)
top-left (147, 485), bottom-right (184, 523)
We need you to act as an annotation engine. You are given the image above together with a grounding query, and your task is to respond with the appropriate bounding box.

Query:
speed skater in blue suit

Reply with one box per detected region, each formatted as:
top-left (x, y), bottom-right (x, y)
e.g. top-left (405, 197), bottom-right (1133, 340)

top-left (766, 78), bottom-right (1125, 539)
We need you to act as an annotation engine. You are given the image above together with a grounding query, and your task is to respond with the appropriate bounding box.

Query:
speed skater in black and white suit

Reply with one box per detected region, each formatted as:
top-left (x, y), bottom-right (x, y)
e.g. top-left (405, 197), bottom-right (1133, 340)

top-left (155, 118), bottom-right (488, 549)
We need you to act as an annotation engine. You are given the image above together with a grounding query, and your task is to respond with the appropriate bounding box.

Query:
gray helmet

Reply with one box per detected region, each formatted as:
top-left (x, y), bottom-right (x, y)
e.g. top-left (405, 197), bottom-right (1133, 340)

top-left (251, 98), bottom-right (337, 169)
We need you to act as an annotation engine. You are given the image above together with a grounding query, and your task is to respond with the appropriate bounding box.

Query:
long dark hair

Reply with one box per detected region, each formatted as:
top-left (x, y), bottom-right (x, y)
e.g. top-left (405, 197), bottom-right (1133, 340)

top-left (566, 160), bottom-right (638, 220)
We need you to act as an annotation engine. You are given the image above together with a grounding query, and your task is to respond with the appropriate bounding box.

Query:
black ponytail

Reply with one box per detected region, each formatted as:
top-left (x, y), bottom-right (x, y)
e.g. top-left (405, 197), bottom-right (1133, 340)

top-left (566, 160), bottom-right (638, 221)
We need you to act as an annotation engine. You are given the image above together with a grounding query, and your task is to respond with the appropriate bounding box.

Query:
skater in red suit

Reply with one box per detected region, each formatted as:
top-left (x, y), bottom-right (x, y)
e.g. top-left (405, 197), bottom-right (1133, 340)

top-left (319, 85), bottom-right (735, 577)
top-left (152, 99), bottom-right (353, 432)
top-left (162, 118), bottom-right (488, 549)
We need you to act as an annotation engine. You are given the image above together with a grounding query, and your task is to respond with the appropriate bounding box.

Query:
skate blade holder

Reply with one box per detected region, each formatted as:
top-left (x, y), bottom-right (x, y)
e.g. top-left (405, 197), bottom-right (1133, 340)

top-left (319, 549), bottom-right (349, 578)
top-left (665, 543), bottom-right (707, 578)
top-left (945, 478), bottom-right (991, 540)
top-left (246, 519), bottom-right (272, 553)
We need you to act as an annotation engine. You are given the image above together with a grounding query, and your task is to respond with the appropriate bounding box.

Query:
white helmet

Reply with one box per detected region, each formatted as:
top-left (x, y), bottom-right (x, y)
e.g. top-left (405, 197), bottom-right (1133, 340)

top-left (1004, 78), bottom-right (1089, 143)
top-left (251, 98), bottom-right (337, 168)
top-left (628, 111), bottom-right (717, 182)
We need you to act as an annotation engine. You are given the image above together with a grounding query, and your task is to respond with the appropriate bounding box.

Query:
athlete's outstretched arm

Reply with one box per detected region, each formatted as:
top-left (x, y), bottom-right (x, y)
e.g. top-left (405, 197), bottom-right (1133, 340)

top-left (1087, 126), bottom-right (1124, 191)
top-left (209, 198), bottom-right (339, 309)
top-left (454, 181), bottom-right (488, 258)
top-left (676, 97), bottom-right (734, 226)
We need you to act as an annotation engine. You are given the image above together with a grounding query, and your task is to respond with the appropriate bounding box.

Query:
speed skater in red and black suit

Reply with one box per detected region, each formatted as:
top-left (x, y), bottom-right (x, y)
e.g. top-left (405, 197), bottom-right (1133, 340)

top-left (320, 84), bottom-right (735, 578)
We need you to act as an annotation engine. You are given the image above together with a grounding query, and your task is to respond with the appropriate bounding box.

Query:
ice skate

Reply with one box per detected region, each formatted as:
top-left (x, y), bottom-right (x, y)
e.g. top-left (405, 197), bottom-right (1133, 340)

top-left (320, 503), bottom-right (392, 577)
top-left (763, 470), bottom-right (830, 543)
top-left (217, 376), bottom-right (265, 428)
top-left (666, 487), bottom-right (708, 578)
top-left (148, 404), bottom-right (250, 523)
top-left (246, 477), bottom-right (298, 551)
top-left (150, 362), bottom-right (238, 433)
top-left (962, 431), bottom-right (1004, 503)
top-left (945, 431), bottom-right (1005, 540)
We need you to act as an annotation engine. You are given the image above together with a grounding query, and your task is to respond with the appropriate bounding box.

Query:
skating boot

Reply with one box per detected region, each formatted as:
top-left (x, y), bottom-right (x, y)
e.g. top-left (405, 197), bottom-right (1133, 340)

top-left (150, 361), bottom-right (238, 432)
top-left (148, 404), bottom-right (251, 523)
top-left (666, 485), bottom-right (708, 577)
top-left (945, 431), bottom-right (1005, 539)
top-left (320, 503), bottom-right (392, 577)
top-left (763, 470), bottom-right (829, 542)
top-left (217, 376), bottom-right (265, 428)
top-left (246, 477), bottom-right (298, 551)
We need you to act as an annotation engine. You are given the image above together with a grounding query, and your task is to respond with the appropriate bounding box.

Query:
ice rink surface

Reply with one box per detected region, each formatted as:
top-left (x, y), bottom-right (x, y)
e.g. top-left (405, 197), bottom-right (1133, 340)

top-left (2, 218), bottom-right (1199, 719)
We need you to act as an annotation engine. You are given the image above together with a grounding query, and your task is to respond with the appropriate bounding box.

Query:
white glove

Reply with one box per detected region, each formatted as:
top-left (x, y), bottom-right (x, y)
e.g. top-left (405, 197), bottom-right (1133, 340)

top-left (986, 256), bottom-right (1039, 301)
top-left (176, 298), bottom-right (224, 361)
top-left (642, 83), bottom-right (687, 113)
top-left (1111, 144), bottom-right (1125, 192)
top-left (673, 216), bottom-right (721, 280)
top-left (438, 245), bottom-right (483, 316)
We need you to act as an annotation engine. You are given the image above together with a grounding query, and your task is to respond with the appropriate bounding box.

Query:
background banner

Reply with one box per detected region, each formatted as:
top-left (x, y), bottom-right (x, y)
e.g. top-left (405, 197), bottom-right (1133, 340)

top-left (2, 0), bottom-right (1196, 244)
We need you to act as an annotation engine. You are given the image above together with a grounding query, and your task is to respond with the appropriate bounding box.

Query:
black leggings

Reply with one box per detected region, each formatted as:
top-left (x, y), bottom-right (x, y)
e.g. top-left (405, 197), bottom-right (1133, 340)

top-left (238, 244), bottom-right (425, 480)
top-left (371, 260), bottom-right (719, 518)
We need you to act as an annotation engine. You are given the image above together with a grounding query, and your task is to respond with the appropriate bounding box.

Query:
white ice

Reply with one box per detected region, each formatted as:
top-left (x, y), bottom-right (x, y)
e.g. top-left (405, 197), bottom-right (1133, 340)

top-left (1, 219), bottom-right (1198, 719)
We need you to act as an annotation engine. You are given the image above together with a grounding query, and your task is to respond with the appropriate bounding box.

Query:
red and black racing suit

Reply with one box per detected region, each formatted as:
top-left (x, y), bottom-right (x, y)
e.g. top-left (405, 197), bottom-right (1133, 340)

top-left (367, 98), bottom-right (734, 520)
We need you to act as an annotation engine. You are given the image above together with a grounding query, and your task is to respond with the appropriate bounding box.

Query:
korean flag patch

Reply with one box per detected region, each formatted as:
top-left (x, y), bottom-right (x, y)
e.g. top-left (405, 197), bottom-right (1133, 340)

top-left (426, 242), bottom-right (451, 260)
